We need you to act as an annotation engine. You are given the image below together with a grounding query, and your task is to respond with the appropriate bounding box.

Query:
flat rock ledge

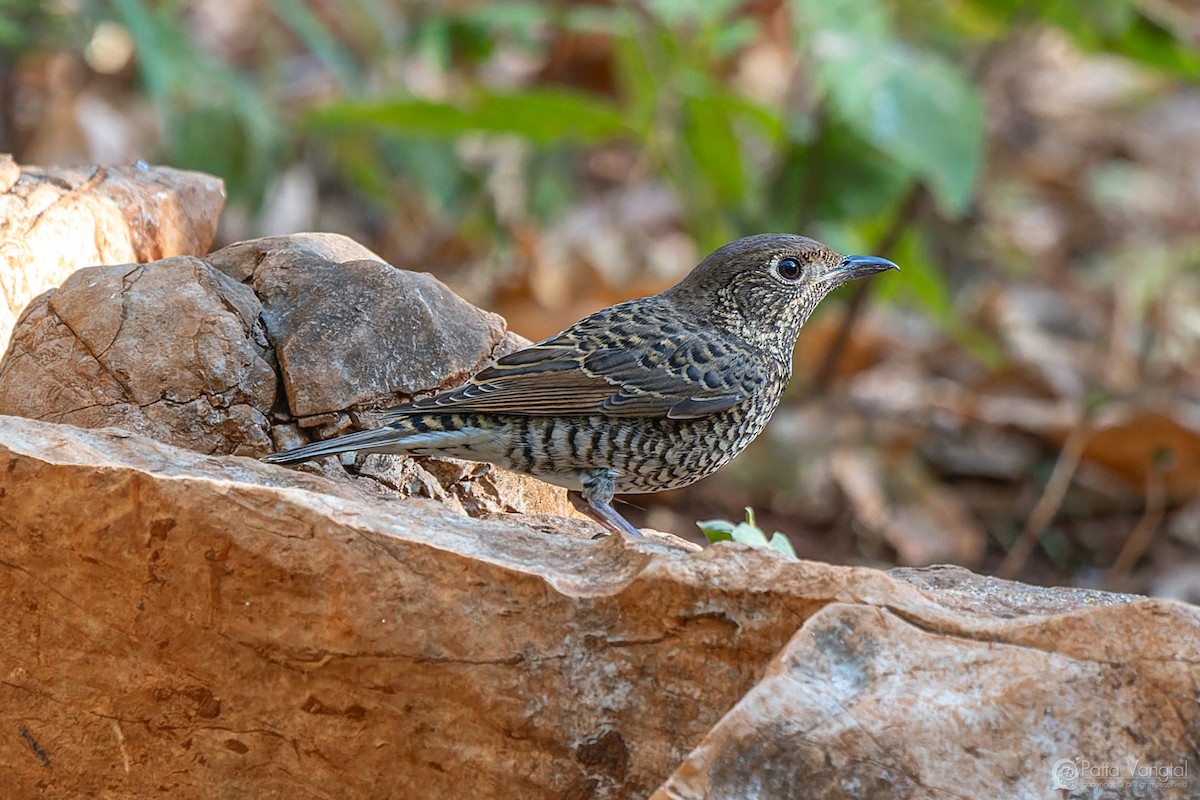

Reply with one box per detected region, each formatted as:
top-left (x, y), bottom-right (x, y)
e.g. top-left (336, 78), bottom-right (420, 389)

top-left (2, 416), bottom-right (1196, 799)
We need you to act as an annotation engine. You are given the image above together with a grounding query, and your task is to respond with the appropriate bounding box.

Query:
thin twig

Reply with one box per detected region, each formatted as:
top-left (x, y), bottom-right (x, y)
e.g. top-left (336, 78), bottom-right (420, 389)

top-left (808, 184), bottom-right (924, 393)
top-left (997, 421), bottom-right (1091, 579)
top-left (1106, 461), bottom-right (1168, 587)
top-left (806, 25), bottom-right (1021, 393)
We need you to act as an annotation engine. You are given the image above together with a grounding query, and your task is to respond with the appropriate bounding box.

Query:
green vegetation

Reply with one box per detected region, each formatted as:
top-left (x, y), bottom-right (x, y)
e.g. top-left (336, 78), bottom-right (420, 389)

top-left (4, 0), bottom-right (1191, 320)
top-left (698, 507), bottom-right (797, 558)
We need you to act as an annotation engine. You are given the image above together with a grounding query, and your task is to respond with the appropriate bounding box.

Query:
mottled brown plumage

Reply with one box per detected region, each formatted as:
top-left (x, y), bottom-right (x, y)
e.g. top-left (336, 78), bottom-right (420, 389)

top-left (263, 233), bottom-right (897, 535)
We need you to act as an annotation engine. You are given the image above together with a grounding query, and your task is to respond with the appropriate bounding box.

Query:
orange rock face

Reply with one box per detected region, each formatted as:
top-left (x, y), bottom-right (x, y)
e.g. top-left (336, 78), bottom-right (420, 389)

top-left (1, 417), bottom-right (1197, 800)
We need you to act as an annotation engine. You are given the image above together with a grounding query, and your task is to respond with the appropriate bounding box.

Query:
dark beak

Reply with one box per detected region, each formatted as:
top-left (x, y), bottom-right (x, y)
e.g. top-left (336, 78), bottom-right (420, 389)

top-left (826, 254), bottom-right (900, 285)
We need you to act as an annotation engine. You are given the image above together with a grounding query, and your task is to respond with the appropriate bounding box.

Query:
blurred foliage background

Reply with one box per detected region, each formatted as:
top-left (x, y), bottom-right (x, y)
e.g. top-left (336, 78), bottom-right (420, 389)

top-left (5, 0), bottom-right (1200, 596)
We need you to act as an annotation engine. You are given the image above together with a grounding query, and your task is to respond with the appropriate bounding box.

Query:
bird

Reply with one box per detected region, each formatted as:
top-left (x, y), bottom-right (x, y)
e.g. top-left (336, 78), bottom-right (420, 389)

top-left (262, 233), bottom-right (897, 536)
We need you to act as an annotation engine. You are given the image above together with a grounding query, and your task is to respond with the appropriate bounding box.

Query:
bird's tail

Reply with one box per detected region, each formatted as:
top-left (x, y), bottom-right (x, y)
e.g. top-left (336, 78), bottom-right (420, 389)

top-left (261, 415), bottom-right (495, 466)
top-left (261, 424), bottom-right (418, 465)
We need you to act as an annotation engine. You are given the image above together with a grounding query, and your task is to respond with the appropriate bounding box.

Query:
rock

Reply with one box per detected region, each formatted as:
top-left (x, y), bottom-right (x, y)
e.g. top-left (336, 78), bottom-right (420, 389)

top-left (208, 234), bottom-right (523, 420)
top-left (0, 230), bottom-right (575, 518)
top-left (0, 257), bottom-right (276, 455)
top-left (206, 231), bottom-right (386, 283)
top-left (0, 156), bottom-right (225, 351)
top-left (204, 234), bottom-right (561, 517)
top-left (355, 451), bottom-right (579, 520)
top-left (2, 417), bottom-right (1196, 799)
top-left (656, 566), bottom-right (1199, 800)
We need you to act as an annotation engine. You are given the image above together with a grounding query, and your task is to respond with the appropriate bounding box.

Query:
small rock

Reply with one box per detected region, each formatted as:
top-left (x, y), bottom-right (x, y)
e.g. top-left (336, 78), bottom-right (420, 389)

top-left (209, 234), bottom-right (510, 418)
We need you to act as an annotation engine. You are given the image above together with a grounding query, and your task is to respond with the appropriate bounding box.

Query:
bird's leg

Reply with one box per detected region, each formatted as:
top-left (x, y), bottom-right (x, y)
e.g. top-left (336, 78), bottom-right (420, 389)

top-left (573, 469), bottom-right (643, 537)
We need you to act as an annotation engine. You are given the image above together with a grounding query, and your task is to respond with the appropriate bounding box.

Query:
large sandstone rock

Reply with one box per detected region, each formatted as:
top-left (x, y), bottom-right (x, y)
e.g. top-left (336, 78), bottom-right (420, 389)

top-left (1, 417), bottom-right (1195, 800)
top-left (0, 155), bottom-right (224, 351)
top-left (656, 568), bottom-right (1199, 799)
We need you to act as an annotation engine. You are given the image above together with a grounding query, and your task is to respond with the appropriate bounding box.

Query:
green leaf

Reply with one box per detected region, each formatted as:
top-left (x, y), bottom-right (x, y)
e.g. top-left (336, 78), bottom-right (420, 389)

top-left (796, 0), bottom-right (889, 40)
top-left (821, 44), bottom-right (982, 213)
top-left (445, 3), bottom-right (549, 42)
top-left (730, 522), bottom-right (770, 548)
top-left (611, 34), bottom-right (659, 128)
top-left (310, 89), bottom-right (632, 145)
top-left (643, 0), bottom-right (744, 26)
top-left (711, 19), bottom-right (760, 55)
top-left (768, 533), bottom-right (798, 558)
top-left (966, 0), bottom-right (1199, 79)
top-left (791, 0), bottom-right (984, 214)
top-left (697, 510), bottom-right (796, 559)
top-left (779, 121), bottom-right (913, 225)
top-left (1099, 13), bottom-right (1200, 79)
top-left (113, 0), bottom-right (174, 106)
top-left (0, 15), bottom-right (26, 48)
top-left (315, 100), bottom-right (468, 136)
top-left (270, 0), bottom-right (362, 90)
top-left (697, 519), bottom-right (736, 543)
top-left (682, 93), bottom-right (748, 203)
top-left (873, 229), bottom-right (953, 322)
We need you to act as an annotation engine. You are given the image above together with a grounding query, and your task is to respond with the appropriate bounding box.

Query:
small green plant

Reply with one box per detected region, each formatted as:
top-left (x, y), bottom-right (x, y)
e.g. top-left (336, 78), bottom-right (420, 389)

top-left (697, 507), bottom-right (797, 558)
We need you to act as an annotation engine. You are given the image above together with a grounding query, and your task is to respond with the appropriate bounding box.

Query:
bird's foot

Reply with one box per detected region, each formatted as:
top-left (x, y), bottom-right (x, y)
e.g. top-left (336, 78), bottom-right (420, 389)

top-left (569, 486), bottom-right (643, 537)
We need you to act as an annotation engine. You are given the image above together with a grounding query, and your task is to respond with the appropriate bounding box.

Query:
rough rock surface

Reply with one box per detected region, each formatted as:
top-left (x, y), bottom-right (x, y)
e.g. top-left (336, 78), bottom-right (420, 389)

top-left (656, 568), bottom-right (1199, 799)
top-left (0, 257), bottom-right (276, 455)
top-left (0, 231), bottom-right (575, 517)
top-left (0, 155), bottom-right (225, 351)
top-left (2, 416), bottom-right (1196, 800)
top-left (207, 234), bottom-right (528, 420)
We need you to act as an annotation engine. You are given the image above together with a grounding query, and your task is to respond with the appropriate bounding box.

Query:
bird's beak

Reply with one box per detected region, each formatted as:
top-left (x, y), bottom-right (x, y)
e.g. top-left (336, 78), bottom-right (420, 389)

top-left (824, 254), bottom-right (900, 285)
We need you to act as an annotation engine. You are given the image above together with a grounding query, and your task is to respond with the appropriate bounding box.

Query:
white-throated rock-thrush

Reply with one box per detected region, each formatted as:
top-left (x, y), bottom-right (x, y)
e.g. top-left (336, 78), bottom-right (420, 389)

top-left (263, 233), bottom-right (898, 535)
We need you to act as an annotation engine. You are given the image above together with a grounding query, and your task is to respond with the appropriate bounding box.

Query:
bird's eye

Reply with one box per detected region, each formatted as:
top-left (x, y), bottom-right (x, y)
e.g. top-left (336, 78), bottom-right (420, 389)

top-left (776, 257), bottom-right (803, 281)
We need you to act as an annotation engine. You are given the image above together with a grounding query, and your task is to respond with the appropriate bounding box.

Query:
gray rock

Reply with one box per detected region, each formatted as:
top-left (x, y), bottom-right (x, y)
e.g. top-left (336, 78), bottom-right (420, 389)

top-left (209, 234), bottom-right (510, 419)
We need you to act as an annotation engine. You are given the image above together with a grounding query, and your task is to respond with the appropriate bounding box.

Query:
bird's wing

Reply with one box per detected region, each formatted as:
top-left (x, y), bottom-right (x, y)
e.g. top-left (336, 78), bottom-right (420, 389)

top-left (390, 301), bottom-right (769, 419)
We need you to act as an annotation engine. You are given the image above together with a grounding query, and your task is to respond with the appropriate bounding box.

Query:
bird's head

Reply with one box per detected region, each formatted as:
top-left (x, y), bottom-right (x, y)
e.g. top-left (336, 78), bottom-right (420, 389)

top-left (664, 233), bottom-right (898, 355)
